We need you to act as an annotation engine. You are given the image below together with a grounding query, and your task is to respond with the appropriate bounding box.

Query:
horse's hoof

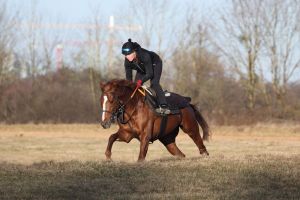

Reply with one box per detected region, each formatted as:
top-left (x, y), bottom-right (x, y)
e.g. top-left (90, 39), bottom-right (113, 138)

top-left (105, 151), bottom-right (112, 157)
top-left (105, 158), bottom-right (113, 162)
top-left (200, 149), bottom-right (209, 156)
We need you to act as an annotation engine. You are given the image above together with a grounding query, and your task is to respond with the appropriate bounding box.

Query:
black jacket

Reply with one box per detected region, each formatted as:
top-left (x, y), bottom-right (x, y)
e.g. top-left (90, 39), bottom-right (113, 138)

top-left (124, 47), bottom-right (161, 83)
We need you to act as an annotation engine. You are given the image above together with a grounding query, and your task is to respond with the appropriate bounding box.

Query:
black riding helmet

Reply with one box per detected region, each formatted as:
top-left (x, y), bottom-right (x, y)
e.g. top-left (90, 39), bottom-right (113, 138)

top-left (122, 38), bottom-right (140, 55)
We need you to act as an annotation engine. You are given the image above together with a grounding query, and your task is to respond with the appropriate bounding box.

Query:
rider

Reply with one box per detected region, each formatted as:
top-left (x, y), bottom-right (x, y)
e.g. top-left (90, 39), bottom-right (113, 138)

top-left (121, 38), bottom-right (170, 114)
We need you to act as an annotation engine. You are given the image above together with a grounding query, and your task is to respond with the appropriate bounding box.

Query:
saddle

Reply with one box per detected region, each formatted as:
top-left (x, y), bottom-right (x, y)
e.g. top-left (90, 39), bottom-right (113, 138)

top-left (140, 86), bottom-right (191, 116)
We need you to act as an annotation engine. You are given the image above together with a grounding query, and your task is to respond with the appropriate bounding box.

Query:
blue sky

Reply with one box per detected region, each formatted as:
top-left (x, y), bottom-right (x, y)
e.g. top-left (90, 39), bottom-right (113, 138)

top-left (6, 0), bottom-right (299, 82)
top-left (8, 0), bottom-right (218, 38)
top-left (9, 0), bottom-right (224, 23)
top-left (10, 0), bottom-right (123, 23)
top-left (7, 0), bottom-right (226, 70)
top-left (9, 0), bottom-right (226, 52)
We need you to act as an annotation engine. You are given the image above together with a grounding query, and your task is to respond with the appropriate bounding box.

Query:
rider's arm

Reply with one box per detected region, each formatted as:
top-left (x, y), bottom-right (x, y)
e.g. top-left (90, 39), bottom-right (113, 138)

top-left (140, 53), bottom-right (153, 83)
top-left (124, 59), bottom-right (133, 81)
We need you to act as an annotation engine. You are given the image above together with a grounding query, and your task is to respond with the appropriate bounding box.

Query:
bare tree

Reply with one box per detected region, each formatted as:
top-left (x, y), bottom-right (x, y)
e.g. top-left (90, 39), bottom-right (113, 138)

top-left (260, 0), bottom-right (300, 109)
top-left (213, 0), bottom-right (264, 111)
top-left (85, 5), bottom-right (106, 116)
top-left (167, 4), bottom-right (230, 122)
top-left (214, 0), bottom-right (300, 113)
top-left (0, 1), bottom-right (18, 86)
top-left (123, 0), bottom-right (178, 57)
top-left (85, 6), bottom-right (106, 71)
top-left (40, 29), bottom-right (60, 74)
top-left (172, 5), bottom-right (212, 90)
top-left (20, 0), bottom-right (43, 77)
top-left (18, 0), bottom-right (62, 76)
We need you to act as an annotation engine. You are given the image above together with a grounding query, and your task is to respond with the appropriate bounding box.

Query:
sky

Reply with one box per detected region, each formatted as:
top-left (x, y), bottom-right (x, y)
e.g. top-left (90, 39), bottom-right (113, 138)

top-left (8, 0), bottom-right (226, 54)
top-left (6, 0), bottom-right (226, 72)
top-left (11, 0), bottom-right (123, 22)
top-left (7, 0), bottom-right (224, 43)
top-left (5, 0), bottom-right (299, 82)
top-left (10, 0), bottom-right (224, 24)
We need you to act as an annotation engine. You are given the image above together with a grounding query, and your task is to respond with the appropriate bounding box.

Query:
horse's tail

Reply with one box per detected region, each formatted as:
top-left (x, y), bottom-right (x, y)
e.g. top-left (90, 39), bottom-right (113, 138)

top-left (190, 104), bottom-right (210, 141)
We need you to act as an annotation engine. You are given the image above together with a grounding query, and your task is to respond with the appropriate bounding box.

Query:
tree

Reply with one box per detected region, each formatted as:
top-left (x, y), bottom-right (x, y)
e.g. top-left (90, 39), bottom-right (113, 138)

top-left (0, 1), bottom-right (18, 86)
top-left (260, 0), bottom-right (300, 110)
top-left (169, 5), bottom-right (230, 121)
top-left (213, 0), bottom-right (264, 111)
top-left (123, 0), bottom-right (178, 56)
top-left (85, 6), bottom-right (106, 116)
top-left (21, 1), bottom-right (42, 77)
top-left (214, 0), bottom-right (300, 114)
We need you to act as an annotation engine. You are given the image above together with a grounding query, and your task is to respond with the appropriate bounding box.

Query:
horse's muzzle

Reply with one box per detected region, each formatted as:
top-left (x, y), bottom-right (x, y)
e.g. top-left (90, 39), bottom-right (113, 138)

top-left (101, 121), bottom-right (111, 129)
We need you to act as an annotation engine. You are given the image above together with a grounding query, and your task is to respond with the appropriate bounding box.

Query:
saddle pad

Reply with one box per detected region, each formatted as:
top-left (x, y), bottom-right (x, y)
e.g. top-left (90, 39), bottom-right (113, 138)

top-left (145, 91), bottom-right (191, 110)
top-left (166, 92), bottom-right (191, 109)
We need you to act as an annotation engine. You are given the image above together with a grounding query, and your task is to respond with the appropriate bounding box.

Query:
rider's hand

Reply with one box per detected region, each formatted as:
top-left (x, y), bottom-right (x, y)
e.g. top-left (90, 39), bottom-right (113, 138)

top-left (136, 80), bottom-right (142, 88)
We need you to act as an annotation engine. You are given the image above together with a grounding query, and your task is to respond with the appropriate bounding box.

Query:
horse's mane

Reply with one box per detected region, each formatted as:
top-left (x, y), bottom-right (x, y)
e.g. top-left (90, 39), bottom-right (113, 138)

top-left (108, 79), bottom-right (136, 90)
top-left (103, 79), bottom-right (142, 101)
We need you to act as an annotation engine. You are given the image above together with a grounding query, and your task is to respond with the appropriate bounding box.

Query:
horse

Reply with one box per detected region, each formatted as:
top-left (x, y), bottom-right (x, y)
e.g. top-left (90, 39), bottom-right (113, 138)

top-left (99, 79), bottom-right (210, 162)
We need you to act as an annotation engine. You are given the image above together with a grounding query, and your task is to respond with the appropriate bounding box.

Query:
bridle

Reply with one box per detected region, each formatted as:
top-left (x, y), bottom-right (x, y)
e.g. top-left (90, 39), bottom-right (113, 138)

top-left (101, 87), bottom-right (138, 126)
top-left (101, 98), bottom-right (133, 124)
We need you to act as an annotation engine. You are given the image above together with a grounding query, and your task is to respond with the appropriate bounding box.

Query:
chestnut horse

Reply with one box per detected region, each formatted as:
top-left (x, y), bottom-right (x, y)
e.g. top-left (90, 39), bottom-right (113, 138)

top-left (100, 79), bottom-right (209, 161)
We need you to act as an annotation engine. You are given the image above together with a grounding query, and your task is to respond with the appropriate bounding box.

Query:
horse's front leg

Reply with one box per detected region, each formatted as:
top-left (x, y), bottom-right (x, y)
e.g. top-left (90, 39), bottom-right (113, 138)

top-left (138, 130), bottom-right (152, 162)
top-left (105, 132), bottom-right (119, 160)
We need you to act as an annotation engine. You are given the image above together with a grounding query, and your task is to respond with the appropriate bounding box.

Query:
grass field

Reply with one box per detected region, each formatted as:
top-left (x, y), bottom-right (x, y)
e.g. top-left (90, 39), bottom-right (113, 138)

top-left (0, 123), bottom-right (299, 199)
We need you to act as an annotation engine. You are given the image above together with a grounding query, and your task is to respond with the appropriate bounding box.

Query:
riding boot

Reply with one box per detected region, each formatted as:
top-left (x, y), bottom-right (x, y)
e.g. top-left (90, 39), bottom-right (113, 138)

top-left (152, 83), bottom-right (170, 114)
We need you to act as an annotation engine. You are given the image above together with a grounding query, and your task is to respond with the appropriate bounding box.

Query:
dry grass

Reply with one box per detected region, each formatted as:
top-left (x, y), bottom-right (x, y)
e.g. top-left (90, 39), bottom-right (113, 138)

top-left (0, 123), bottom-right (299, 164)
top-left (0, 123), bottom-right (299, 199)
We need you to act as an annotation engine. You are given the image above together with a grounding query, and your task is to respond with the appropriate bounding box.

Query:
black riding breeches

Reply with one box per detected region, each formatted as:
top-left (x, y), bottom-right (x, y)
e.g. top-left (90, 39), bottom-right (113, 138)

top-left (134, 59), bottom-right (167, 105)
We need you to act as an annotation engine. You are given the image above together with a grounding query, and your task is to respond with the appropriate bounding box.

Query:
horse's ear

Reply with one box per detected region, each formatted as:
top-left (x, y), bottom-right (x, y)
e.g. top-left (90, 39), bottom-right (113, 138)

top-left (99, 81), bottom-right (105, 90)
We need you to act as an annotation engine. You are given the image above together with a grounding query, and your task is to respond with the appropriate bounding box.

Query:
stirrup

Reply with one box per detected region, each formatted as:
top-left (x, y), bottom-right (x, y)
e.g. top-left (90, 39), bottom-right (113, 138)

top-left (155, 107), bottom-right (171, 115)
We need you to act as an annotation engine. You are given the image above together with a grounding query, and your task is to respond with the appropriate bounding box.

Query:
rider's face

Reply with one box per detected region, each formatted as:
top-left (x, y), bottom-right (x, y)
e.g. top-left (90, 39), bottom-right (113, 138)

top-left (125, 51), bottom-right (136, 62)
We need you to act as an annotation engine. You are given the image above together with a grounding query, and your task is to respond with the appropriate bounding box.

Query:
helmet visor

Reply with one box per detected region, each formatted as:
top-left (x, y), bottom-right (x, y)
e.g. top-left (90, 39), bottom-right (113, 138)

top-left (122, 48), bottom-right (133, 55)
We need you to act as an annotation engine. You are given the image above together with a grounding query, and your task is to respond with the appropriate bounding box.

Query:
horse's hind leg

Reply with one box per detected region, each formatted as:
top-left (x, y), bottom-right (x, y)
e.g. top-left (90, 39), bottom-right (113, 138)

top-left (185, 129), bottom-right (209, 155)
top-left (165, 143), bottom-right (185, 158)
top-left (159, 127), bottom-right (185, 158)
top-left (187, 130), bottom-right (209, 156)
top-left (181, 108), bottom-right (209, 156)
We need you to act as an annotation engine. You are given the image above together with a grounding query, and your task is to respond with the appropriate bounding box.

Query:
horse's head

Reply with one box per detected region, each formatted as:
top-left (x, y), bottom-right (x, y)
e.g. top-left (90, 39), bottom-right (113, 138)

top-left (99, 79), bottom-right (135, 129)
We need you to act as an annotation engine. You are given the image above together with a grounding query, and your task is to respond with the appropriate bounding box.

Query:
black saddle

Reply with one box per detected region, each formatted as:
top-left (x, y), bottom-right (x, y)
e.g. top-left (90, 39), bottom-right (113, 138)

top-left (143, 87), bottom-right (191, 115)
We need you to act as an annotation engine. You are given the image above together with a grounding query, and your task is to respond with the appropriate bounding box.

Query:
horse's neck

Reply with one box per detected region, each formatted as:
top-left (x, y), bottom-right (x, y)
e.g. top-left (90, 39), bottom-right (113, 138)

top-left (123, 94), bottom-right (145, 116)
top-left (118, 86), bottom-right (146, 113)
top-left (125, 94), bottom-right (141, 110)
